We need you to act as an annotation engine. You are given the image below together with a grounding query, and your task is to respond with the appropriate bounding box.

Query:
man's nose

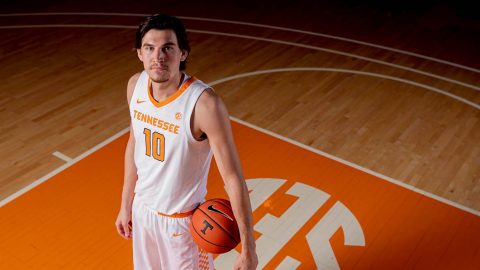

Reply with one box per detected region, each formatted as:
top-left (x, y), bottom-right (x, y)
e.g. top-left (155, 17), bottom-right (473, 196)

top-left (154, 48), bottom-right (166, 60)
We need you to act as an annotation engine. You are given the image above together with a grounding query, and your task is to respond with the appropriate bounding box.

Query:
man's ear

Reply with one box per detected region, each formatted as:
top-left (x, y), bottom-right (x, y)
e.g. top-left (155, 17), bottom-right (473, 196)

top-left (137, 49), bottom-right (144, 62)
top-left (180, 50), bottom-right (188, 62)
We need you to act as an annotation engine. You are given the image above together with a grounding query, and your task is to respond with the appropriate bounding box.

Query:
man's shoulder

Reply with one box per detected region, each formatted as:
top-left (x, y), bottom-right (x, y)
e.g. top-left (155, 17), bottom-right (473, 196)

top-left (195, 88), bottom-right (229, 123)
top-left (197, 88), bottom-right (220, 111)
top-left (129, 72), bottom-right (143, 87)
top-left (127, 72), bottom-right (144, 104)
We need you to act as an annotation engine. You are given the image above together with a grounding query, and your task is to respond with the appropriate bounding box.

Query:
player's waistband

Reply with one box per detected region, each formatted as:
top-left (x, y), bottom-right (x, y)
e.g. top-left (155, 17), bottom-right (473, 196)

top-left (133, 194), bottom-right (199, 218)
top-left (157, 209), bottom-right (195, 218)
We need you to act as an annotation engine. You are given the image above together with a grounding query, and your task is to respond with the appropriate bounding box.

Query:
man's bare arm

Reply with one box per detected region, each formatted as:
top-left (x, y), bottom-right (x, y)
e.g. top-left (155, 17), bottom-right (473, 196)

top-left (195, 89), bottom-right (258, 269)
top-left (115, 73), bottom-right (140, 239)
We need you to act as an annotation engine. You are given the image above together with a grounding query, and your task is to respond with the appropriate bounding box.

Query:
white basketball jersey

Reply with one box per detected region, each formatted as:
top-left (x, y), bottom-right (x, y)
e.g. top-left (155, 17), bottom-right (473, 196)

top-left (130, 71), bottom-right (212, 214)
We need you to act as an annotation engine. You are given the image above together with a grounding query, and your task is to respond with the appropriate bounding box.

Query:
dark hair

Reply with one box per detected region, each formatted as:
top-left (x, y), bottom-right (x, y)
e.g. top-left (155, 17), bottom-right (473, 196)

top-left (135, 14), bottom-right (190, 70)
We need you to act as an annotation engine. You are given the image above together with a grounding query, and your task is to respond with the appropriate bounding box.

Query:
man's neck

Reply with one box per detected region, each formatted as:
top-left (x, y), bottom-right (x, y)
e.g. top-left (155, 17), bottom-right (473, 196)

top-left (150, 73), bottom-right (184, 102)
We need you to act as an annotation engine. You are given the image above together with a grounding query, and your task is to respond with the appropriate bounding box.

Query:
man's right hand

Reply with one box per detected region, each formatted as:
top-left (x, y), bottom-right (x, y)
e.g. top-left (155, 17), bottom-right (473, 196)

top-left (115, 209), bottom-right (132, 239)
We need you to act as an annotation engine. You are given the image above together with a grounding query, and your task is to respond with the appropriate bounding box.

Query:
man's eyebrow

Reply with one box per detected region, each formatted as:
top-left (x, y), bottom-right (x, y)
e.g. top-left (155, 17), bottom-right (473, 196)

top-left (162, 42), bottom-right (176, 47)
top-left (142, 42), bottom-right (177, 47)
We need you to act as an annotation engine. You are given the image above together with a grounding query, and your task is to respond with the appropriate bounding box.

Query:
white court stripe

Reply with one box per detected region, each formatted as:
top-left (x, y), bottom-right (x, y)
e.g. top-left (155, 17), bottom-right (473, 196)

top-left (0, 24), bottom-right (136, 29)
top-left (208, 67), bottom-right (480, 110)
top-left (1, 12), bottom-right (479, 74)
top-left (182, 16), bottom-right (480, 74)
top-left (1, 117), bottom-right (478, 216)
top-left (229, 117), bottom-right (480, 217)
top-left (2, 118), bottom-right (478, 217)
top-left (190, 29), bottom-right (480, 92)
top-left (1, 23), bottom-right (478, 92)
top-left (52, 151), bottom-right (73, 163)
top-left (0, 12), bottom-right (147, 17)
top-left (0, 127), bottom-right (129, 208)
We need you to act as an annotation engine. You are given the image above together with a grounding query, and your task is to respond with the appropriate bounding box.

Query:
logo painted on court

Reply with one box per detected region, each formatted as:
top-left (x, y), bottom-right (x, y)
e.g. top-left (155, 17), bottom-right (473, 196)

top-left (215, 178), bottom-right (365, 270)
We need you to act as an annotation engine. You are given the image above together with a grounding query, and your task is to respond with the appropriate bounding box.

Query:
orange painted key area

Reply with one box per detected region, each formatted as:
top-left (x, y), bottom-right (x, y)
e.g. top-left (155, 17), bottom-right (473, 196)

top-left (1, 121), bottom-right (479, 269)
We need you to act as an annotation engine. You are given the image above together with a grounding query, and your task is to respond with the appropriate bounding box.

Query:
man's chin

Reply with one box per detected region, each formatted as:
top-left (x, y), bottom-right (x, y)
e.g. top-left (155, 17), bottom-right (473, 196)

top-left (149, 72), bottom-right (170, 83)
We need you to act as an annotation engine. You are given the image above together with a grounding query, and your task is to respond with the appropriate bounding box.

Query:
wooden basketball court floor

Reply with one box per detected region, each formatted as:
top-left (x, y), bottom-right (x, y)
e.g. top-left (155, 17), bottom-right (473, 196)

top-left (1, 1), bottom-right (479, 269)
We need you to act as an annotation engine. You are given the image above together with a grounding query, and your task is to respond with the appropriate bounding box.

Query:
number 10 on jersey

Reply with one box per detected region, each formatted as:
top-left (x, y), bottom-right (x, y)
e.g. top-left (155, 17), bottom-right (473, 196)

top-left (143, 128), bottom-right (165, 161)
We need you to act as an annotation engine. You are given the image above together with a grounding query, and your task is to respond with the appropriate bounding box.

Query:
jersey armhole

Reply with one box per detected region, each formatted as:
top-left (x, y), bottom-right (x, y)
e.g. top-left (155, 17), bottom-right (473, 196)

top-left (129, 71), bottom-right (147, 111)
top-left (185, 88), bottom-right (210, 143)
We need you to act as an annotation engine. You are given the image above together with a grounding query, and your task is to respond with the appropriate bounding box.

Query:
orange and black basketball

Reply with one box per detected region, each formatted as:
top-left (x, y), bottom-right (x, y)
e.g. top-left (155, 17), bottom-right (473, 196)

top-left (189, 198), bottom-right (240, 254)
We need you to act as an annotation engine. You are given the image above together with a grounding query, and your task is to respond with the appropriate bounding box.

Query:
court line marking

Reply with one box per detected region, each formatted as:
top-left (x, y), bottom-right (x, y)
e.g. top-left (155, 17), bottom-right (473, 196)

top-left (0, 127), bottom-right (129, 208)
top-left (2, 12), bottom-right (479, 74)
top-left (52, 151), bottom-right (73, 163)
top-left (0, 24), bottom-right (135, 29)
top-left (229, 117), bottom-right (480, 217)
top-left (190, 29), bottom-right (480, 92)
top-left (208, 67), bottom-right (480, 110)
top-left (1, 119), bottom-right (477, 217)
top-left (7, 23), bottom-right (480, 92)
top-left (0, 23), bottom-right (479, 92)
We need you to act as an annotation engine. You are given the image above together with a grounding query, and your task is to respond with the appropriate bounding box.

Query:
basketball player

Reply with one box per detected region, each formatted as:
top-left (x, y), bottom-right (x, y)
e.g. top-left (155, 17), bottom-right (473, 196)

top-left (115, 14), bottom-right (258, 270)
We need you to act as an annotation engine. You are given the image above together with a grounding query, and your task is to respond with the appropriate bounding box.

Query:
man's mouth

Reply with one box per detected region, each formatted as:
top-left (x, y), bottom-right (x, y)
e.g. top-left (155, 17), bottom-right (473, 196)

top-left (151, 65), bottom-right (168, 71)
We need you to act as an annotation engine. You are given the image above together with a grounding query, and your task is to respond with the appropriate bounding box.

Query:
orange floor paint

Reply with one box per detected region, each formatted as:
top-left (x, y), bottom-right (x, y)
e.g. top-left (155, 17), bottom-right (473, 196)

top-left (210, 122), bottom-right (480, 269)
top-left (1, 121), bottom-right (479, 269)
top-left (0, 135), bottom-right (133, 270)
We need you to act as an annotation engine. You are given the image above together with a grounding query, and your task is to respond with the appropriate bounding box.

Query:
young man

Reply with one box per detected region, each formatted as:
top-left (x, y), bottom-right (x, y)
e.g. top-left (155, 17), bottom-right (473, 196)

top-left (115, 14), bottom-right (258, 269)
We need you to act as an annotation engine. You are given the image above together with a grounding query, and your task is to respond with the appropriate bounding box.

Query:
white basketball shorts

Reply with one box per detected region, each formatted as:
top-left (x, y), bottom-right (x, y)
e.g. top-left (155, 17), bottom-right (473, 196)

top-left (132, 198), bottom-right (214, 270)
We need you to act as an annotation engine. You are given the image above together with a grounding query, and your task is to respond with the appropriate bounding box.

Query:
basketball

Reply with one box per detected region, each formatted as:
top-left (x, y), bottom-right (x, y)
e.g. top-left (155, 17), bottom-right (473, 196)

top-left (189, 198), bottom-right (240, 254)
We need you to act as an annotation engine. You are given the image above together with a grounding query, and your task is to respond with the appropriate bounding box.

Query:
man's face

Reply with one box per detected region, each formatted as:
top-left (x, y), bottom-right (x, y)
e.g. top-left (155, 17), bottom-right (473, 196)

top-left (137, 29), bottom-right (187, 83)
